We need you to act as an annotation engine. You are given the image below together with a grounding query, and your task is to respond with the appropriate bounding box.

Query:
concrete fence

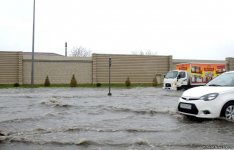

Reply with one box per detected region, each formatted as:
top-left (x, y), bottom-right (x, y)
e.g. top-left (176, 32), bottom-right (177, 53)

top-left (0, 51), bottom-right (233, 85)
top-left (0, 51), bottom-right (23, 84)
top-left (226, 57), bottom-right (234, 71)
top-left (23, 55), bottom-right (92, 84)
top-left (92, 54), bottom-right (173, 84)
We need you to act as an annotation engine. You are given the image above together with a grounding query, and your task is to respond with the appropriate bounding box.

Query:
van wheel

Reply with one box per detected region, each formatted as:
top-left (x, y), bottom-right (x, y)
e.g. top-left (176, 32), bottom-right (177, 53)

top-left (221, 102), bottom-right (234, 121)
top-left (180, 85), bottom-right (188, 91)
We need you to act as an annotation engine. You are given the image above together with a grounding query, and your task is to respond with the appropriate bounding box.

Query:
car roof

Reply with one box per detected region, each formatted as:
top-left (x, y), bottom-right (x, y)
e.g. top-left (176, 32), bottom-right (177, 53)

top-left (225, 71), bottom-right (234, 74)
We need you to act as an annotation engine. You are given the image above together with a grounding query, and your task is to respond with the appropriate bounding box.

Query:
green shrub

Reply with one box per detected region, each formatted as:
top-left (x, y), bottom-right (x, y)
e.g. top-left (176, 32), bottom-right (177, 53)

top-left (152, 75), bottom-right (158, 87)
top-left (44, 75), bottom-right (51, 87)
top-left (70, 74), bottom-right (77, 87)
top-left (125, 76), bottom-right (131, 87)
top-left (96, 83), bottom-right (102, 87)
top-left (13, 83), bottom-right (20, 87)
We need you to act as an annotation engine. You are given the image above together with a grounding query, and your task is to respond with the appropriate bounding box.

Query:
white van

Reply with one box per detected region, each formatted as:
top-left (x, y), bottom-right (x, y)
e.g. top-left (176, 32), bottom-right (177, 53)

top-left (163, 63), bottom-right (226, 90)
top-left (163, 70), bottom-right (190, 90)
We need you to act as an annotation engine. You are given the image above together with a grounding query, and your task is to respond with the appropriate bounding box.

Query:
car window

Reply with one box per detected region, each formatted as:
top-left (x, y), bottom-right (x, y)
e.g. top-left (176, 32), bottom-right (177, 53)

top-left (165, 71), bottom-right (178, 79)
top-left (207, 72), bottom-right (234, 86)
top-left (179, 72), bottom-right (186, 78)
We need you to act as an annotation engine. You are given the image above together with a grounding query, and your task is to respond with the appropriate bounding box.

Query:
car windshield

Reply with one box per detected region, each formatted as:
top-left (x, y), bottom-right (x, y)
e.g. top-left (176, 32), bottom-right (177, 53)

top-left (206, 72), bottom-right (234, 87)
top-left (165, 71), bottom-right (178, 79)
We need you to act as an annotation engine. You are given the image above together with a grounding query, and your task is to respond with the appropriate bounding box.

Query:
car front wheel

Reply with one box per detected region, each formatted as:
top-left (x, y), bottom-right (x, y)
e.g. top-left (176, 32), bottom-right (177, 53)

top-left (224, 103), bottom-right (234, 121)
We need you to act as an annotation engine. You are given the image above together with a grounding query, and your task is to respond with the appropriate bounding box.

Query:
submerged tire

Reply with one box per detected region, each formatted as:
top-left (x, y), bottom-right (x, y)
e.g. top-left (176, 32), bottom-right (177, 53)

top-left (221, 102), bottom-right (234, 121)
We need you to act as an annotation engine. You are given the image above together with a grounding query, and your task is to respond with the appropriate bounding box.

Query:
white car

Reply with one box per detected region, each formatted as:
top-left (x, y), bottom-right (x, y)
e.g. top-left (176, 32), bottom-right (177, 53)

top-left (177, 71), bottom-right (234, 121)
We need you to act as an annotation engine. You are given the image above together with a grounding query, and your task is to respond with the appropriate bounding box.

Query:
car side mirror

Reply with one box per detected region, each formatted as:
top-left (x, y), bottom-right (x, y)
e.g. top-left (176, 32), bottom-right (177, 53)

top-left (177, 75), bottom-right (181, 80)
top-left (177, 74), bottom-right (181, 79)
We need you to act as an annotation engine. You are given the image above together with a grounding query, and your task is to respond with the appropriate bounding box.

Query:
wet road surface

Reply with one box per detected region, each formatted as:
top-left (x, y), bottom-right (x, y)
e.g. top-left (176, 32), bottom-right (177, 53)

top-left (0, 87), bottom-right (233, 150)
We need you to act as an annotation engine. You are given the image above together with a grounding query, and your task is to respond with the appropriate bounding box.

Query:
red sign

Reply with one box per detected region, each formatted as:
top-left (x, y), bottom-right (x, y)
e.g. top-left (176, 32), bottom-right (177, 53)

top-left (178, 66), bottom-right (187, 70)
top-left (204, 65), bottom-right (214, 71)
top-left (217, 65), bottom-right (225, 69)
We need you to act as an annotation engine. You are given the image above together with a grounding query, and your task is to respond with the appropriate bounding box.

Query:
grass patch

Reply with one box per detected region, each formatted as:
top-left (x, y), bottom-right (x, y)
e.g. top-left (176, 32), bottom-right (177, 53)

top-left (0, 83), bottom-right (162, 89)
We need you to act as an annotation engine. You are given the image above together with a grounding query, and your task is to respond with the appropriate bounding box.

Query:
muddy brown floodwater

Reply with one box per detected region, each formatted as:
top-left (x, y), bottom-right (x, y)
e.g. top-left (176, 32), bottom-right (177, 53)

top-left (0, 87), bottom-right (233, 150)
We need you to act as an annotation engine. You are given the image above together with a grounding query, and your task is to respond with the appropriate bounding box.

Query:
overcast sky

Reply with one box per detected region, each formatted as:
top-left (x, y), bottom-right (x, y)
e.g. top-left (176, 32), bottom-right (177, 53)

top-left (1, 0), bottom-right (234, 60)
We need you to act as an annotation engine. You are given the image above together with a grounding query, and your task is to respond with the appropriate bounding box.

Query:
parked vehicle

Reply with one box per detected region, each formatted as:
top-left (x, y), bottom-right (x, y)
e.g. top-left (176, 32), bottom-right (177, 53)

top-left (163, 63), bottom-right (226, 90)
top-left (177, 71), bottom-right (234, 121)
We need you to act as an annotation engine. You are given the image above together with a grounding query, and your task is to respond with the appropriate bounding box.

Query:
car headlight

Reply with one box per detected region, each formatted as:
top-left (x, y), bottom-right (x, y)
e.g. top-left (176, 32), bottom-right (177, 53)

top-left (199, 93), bottom-right (219, 101)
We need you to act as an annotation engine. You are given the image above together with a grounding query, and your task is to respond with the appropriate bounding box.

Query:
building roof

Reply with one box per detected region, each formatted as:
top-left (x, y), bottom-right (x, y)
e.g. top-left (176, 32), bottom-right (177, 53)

top-left (23, 52), bottom-right (63, 57)
top-left (173, 59), bottom-right (225, 64)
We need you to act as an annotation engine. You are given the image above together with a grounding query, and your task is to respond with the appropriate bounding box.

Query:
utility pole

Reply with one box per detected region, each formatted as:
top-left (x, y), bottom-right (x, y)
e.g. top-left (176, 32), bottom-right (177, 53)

top-left (65, 42), bottom-right (67, 57)
top-left (31, 0), bottom-right (36, 86)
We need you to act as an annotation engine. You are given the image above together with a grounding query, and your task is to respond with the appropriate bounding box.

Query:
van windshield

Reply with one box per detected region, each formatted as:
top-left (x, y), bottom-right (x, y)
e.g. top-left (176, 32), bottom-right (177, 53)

top-left (165, 71), bottom-right (178, 79)
top-left (206, 72), bottom-right (234, 86)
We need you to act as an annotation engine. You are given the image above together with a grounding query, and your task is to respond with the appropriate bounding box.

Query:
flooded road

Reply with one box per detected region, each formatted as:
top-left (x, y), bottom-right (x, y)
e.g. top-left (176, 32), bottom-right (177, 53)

top-left (0, 87), bottom-right (233, 150)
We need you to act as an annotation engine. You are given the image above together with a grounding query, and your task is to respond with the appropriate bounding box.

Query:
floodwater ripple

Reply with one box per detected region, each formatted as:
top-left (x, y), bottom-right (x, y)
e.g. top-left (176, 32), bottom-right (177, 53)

top-left (0, 87), bottom-right (233, 150)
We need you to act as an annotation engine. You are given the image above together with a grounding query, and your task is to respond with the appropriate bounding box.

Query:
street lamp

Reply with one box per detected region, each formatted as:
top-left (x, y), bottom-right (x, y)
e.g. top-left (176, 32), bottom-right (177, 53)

top-left (31, 0), bottom-right (36, 86)
top-left (108, 57), bottom-right (112, 96)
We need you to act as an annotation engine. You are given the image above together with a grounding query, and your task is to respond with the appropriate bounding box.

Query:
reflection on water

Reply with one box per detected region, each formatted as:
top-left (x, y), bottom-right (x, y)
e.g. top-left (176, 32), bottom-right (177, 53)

top-left (0, 87), bottom-right (233, 150)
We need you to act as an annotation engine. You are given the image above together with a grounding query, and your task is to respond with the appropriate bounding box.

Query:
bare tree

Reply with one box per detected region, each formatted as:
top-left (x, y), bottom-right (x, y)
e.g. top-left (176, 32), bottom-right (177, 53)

top-left (70, 46), bottom-right (92, 57)
top-left (131, 49), bottom-right (157, 55)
